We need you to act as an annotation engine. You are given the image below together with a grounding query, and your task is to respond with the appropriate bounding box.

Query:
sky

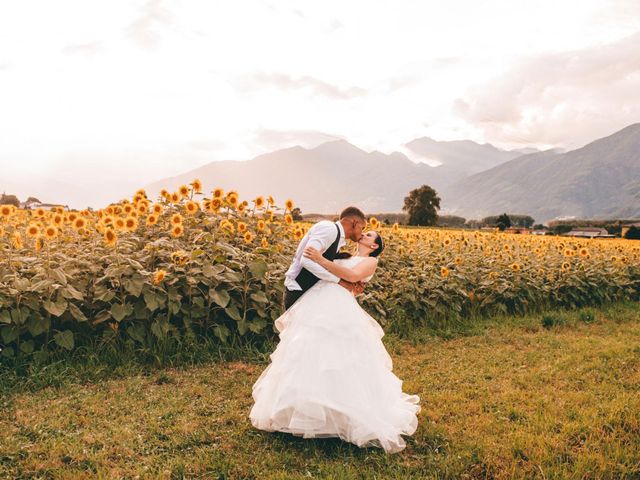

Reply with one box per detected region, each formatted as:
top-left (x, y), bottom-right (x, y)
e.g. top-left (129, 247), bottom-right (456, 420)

top-left (1, 0), bottom-right (639, 206)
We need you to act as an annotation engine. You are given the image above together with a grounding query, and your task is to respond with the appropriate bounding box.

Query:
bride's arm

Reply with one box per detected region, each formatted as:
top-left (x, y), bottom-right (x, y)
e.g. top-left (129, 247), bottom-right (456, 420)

top-left (302, 247), bottom-right (377, 282)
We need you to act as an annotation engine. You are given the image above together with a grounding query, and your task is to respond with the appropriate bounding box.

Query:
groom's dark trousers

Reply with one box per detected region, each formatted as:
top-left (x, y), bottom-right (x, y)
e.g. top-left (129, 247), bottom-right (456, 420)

top-left (283, 289), bottom-right (304, 311)
top-left (282, 223), bottom-right (341, 311)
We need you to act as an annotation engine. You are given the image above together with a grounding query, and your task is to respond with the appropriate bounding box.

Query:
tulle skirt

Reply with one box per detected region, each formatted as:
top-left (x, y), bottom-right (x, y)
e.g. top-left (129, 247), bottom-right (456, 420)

top-left (249, 280), bottom-right (421, 453)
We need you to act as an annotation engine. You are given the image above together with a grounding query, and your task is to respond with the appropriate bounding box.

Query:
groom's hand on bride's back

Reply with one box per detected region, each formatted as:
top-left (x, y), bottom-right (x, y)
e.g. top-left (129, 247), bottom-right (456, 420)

top-left (338, 279), bottom-right (366, 296)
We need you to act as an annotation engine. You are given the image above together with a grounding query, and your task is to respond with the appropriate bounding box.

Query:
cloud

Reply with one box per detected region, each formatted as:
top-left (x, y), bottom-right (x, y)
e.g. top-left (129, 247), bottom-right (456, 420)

top-left (61, 41), bottom-right (104, 57)
top-left (453, 31), bottom-right (640, 148)
top-left (236, 72), bottom-right (367, 100)
top-left (252, 128), bottom-right (342, 151)
top-left (126, 0), bottom-right (174, 49)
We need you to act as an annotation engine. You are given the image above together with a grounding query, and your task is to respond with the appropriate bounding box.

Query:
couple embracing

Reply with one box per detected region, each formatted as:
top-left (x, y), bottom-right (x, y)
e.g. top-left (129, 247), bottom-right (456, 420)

top-left (249, 206), bottom-right (421, 454)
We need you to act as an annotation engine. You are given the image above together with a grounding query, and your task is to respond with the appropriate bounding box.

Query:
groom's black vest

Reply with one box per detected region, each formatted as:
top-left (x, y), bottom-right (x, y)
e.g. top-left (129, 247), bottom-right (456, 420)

top-left (294, 223), bottom-right (341, 291)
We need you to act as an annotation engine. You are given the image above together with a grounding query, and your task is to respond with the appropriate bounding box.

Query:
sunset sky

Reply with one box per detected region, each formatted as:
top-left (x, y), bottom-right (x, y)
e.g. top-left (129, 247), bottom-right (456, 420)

top-left (1, 0), bottom-right (639, 206)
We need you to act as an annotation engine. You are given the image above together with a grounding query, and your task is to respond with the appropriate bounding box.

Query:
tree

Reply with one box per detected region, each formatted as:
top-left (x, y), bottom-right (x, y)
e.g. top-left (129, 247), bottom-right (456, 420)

top-left (496, 213), bottom-right (511, 231)
top-left (402, 185), bottom-right (441, 226)
top-left (624, 226), bottom-right (640, 240)
top-left (0, 193), bottom-right (20, 208)
top-left (291, 207), bottom-right (303, 221)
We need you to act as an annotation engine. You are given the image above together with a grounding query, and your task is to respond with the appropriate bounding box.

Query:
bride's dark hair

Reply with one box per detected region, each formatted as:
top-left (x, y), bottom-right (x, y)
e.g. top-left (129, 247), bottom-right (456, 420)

top-left (370, 233), bottom-right (384, 258)
top-left (335, 233), bottom-right (385, 259)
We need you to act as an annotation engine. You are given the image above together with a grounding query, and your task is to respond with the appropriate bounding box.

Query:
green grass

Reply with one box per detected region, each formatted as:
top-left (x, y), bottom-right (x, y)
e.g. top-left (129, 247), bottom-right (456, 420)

top-left (1, 302), bottom-right (639, 479)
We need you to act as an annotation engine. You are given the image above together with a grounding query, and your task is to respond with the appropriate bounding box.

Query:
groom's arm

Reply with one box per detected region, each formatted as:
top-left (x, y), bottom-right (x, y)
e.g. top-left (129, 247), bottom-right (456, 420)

top-left (299, 222), bottom-right (340, 283)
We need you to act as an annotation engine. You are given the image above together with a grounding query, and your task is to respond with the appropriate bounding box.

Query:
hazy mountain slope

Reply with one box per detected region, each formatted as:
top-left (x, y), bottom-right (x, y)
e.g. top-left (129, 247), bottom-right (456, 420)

top-left (145, 140), bottom-right (440, 213)
top-left (442, 123), bottom-right (640, 222)
top-left (404, 137), bottom-right (523, 185)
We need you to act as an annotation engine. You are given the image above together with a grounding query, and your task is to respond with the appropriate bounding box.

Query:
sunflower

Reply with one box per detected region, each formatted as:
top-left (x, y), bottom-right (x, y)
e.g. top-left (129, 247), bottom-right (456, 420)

top-left (152, 203), bottom-right (163, 215)
top-left (178, 184), bottom-right (190, 198)
top-left (284, 199), bottom-right (294, 211)
top-left (579, 248), bottom-right (589, 257)
top-left (369, 217), bottom-right (379, 229)
top-left (257, 220), bottom-right (266, 231)
top-left (160, 188), bottom-right (170, 199)
top-left (191, 179), bottom-right (202, 193)
top-left (146, 214), bottom-right (158, 226)
top-left (170, 192), bottom-right (180, 203)
top-left (443, 238), bottom-right (451, 246)
top-left (0, 204), bottom-right (15, 217)
top-left (454, 256), bottom-right (462, 265)
top-left (510, 262), bottom-right (521, 272)
top-left (171, 250), bottom-right (189, 266)
top-left (68, 213), bottom-right (77, 222)
top-left (209, 198), bottom-right (222, 213)
top-left (237, 222), bottom-right (247, 233)
top-left (238, 203), bottom-right (246, 213)
top-left (561, 261), bottom-right (571, 271)
top-left (137, 203), bottom-right (148, 215)
top-left (34, 208), bottom-right (46, 217)
top-left (171, 224), bottom-right (184, 237)
top-left (52, 214), bottom-right (63, 226)
top-left (294, 229), bottom-right (303, 240)
top-left (243, 231), bottom-right (254, 244)
top-left (115, 218), bottom-right (126, 230)
top-left (226, 193), bottom-right (239, 207)
top-left (123, 204), bottom-right (134, 214)
top-left (392, 223), bottom-right (399, 231)
top-left (104, 228), bottom-right (117, 247)
top-left (125, 216), bottom-right (138, 232)
top-left (153, 269), bottom-right (167, 285)
top-left (261, 237), bottom-right (269, 248)
top-left (220, 220), bottom-right (235, 234)
top-left (185, 201), bottom-right (199, 215)
top-left (284, 214), bottom-right (293, 225)
top-left (254, 196), bottom-right (265, 209)
top-left (34, 235), bottom-right (45, 252)
top-left (213, 188), bottom-right (224, 199)
top-left (26, 224), bottom-right (40, 238)
top-left (440, 266), bottom-right (450, 278)
top-left (44, 225), bottom-right (58, 239)
top-left (74, 217), bottom-right (86, 230)
top-left (267, 195), bottom-right (275, 205)
top-left (171, 213), bottom-right (183, 225)
top-left (11, 231), bottom-right (23, 249)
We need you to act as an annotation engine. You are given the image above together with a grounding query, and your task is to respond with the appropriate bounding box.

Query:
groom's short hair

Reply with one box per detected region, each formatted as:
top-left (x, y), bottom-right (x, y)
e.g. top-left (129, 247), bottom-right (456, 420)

top-left (339, 206), bottom-right (366, 221)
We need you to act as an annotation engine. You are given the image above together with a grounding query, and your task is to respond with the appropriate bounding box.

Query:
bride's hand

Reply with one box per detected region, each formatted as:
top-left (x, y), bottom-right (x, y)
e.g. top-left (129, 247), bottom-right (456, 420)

top-left (303, 246), bottom-right (324, 263)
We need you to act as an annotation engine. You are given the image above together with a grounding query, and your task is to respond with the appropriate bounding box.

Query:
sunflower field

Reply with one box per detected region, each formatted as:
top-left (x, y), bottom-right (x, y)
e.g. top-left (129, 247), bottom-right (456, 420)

top-left (1, 180), bottom-right (639, 359)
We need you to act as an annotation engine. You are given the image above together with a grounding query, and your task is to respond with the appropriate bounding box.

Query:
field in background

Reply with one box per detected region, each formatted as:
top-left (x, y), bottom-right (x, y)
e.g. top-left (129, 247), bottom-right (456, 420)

top-left (1, 182), bottom-right (639, 364)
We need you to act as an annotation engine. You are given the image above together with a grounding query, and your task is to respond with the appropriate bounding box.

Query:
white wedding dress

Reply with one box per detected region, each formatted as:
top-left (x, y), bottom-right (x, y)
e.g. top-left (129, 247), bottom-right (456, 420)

top-left (249, 256), bottom-right (421, 454)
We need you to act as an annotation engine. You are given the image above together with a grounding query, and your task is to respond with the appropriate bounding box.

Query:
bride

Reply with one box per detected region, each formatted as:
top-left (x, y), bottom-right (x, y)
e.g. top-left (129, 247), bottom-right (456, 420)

top-left (249, 229), bottom-right (421, 454)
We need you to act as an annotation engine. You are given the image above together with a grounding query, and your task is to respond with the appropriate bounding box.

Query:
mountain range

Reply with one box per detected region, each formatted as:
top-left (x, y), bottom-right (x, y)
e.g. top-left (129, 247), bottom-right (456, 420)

top-left (145, 137), bottom-right (526, 214)
top-left (440, 123), bottom-right (640, 222)
top-left (146, 124), bottom-right (640, 223)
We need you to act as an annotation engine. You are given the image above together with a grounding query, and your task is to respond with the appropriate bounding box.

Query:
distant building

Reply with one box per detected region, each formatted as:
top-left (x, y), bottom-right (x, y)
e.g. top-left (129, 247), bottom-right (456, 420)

top-left (563, 228), bottom-right (615, 238)
top-left (23, 202), bottom-right (69, 211)
top-left (532, 229), bottom-right (548, 235)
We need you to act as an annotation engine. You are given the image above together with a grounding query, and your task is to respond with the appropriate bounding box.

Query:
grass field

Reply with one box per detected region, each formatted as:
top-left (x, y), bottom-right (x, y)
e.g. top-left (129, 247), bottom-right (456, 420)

top-left (1, 302), bottom-right (639, 479)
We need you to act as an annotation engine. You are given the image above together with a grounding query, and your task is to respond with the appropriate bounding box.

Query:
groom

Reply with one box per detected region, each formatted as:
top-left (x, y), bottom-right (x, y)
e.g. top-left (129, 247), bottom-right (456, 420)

top-left (283, 206), bottom-right (367, 310)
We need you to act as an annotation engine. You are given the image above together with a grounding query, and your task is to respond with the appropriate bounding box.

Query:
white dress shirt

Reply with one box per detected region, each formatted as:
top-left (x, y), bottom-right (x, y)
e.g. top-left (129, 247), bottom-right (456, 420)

top-left (284, 220), bottom-right (346, 291)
